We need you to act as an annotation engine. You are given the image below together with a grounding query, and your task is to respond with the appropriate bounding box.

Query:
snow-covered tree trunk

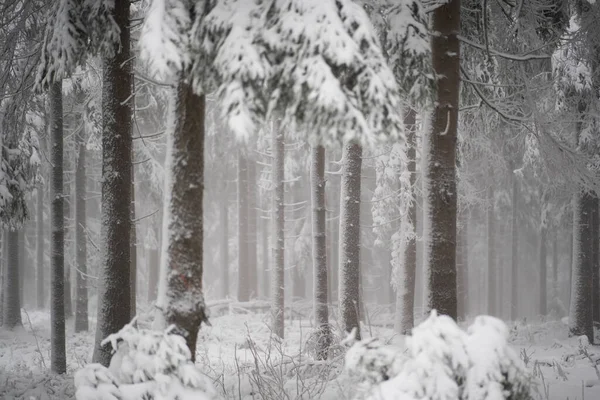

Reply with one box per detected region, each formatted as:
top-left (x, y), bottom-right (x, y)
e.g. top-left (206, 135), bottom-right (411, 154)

top-left (591, 196), bottom-right (599, 324)
top-left (75, 127), bottom-right (88, 333)
top-left (539, 225), bottom-right (547, 316)
top-left (36, 185), bottom-right (44, 309)
top-left (247, 156), bottom-right (258, 299)
top-left (487, 184), bottom-right (496, 317)
top-left (237, 151), bottom-right (249, 301)
top-left (510, 171), bottom-right (519, 321)
top-left (569, 191), bottom-right (594, 343)
top-left (339, 141), bottom-right (362, 339)
top-left (49, 80), bottom-right (66, 373)
top-left (92, 0), bottom-right (133, 366)
top-left (311, 144), bottom-right (331, 359)
top-left (271, 124), bottom-right (285, 338)
top-left (220, 181), bottom-right (229, 299)
top-left (157, 81), bottom-right (207, 360)
top-left (397, 108), bottom-right (417, 334)
top-left (130, 161), bottom-right (137, 320)
top-left (425, 0), bottom-right (459, 319)
top-left (3, 230), bottom-right (21, 329)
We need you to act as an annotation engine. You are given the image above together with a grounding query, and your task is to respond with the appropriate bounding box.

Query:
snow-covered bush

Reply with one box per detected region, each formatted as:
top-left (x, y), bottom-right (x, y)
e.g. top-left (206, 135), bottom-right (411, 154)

top-left (74, 321), bottom-right (218, 400)
top-left (345, 312), bottom-right (533, 400)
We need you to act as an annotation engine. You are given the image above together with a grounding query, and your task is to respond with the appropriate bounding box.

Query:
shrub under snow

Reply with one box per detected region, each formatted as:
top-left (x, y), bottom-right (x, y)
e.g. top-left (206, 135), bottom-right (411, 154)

top-left (345, 312), bottom-right (533, 400)
top-left (74, 321), bottom-right (218, 400)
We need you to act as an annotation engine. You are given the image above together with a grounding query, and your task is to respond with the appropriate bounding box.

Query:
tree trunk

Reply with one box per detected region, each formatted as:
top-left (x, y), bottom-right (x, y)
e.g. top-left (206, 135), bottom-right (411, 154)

top-left (569, 190), bottom-right (594, 343)
top-left (261, 206), bottom-right (269, 298)
top-left (3, 230), bottom-right (21, 329)
top-left (75, 129), bottom-right (88, 333)
top-left (247, 157), bottom-right (258, 299)
top-left (311, 145), bottom-right (331, 359)
top-left (539, 226), bottom-right (547, 316)
top-left (92, 0), bottom-right (132, 366)
top-left (156, 81), bottom-right (207, 360)
top-left (487, 184), bottom-right (496, 317)
top-left (552, 232), bottom-right (558, 301)
top-left (36, 185), bottom-right (44, 309)
top-left (147, 214), bottom-right (161, 303)
top-left (397, 108), bottom-right (417, 334)
top-left (510, 172), bottom-right (519, 321)
top-left (220, 181), bottom-right (229, 298)
top-left (64, 178), bottom-right (72, 319)
top-left (49, 81), bottom-right (66, 373)
top-left (592, 196), bottom-right (599, 323)
top-left (237, 151), bottom-right (249, 301)
top-left (0, 230), bottom-right (4, 327)
top-left (338, 141), bottom-right (362, 339)
top-left (130, 161), bottom-right (137, 319)
top-left (271, 123), bottom-right (285, 338)
top-left (426, 0), bottom-right (460, 319)
top-left (456, 209), bottom-right (469, 321)
top-left (18, 229), bottom-right (24, 307)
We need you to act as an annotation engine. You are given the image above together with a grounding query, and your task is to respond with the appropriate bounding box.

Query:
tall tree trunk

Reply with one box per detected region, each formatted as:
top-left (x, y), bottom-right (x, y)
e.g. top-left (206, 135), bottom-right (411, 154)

top-left (3, 230), bottom-right (21, 328)
top-left (396, 108), bottom-right (417, 334)
top-left (49, 81), bottom-right (66, 373)
top-left (456, 210), bottom-right (469, 321)
top-left (18, 229), bottom-right (24, 307)
top-left (271, 123), bottom-right (285, 338)
top-left (338, 141), bottom-right (362, 339)
top-left (552, 232), bottom-right (558, 301)
top-left (92, 0), bottom-right (132, 366)
top-left (261, 205), bottom-right (269, 298)
top-left (0, 230), bottom-right (4, 327)
top-left (36, 185), bottom-right (44, 309)
top-left (592, 196), bottom-right (599, 324)
top-left (247, 157), bottom-right (258, 299)
top-left (487, 184), bottom-right (496, 317)
top-left (311, 145), bottom-right (331, 359)
top-left (64, 179), bottom-right (72, 319)
top-left (147, 212), bottom-right (161, 303)
top-left (156, 82), bottom-right (207, 360)
top-left (539, 226), bottom-right (547, 316)
top-left (510, 172), bottom-right (519, 321)
top-left (75, 129), bottom-right (88, 333)
top-left (130, 161), bottom-right (137, 319)
top-left (426, 0), bottom-right (460, 319)
top-left (237, 152), bottom-right (249, 301)
top-left (220, 181), bottom-right (229, 298)
top-left (569, 191), bottom-right (594, 343)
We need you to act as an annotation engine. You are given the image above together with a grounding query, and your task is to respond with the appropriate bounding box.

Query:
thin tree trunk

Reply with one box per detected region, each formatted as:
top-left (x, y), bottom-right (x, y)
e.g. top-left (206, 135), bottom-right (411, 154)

top-left (510, 172), bottom-right (519, 321)
top-left (130, 161), bottom-right (137, 319)
top-left (569, 191), bottom-right (594, 343)
top-left (0, 230), bottom-right (4, 327)
top-left (147, 214), bottom-right (161, 303)
top-left (271, 123), bottom-right (285, 338)
top-left (487, 184), bottom-right (496, 317)
top-left (338, 141), bottom-right (362, 339)
top-left (37, 185), bottom-right (44, 309)
top-left (49, 81), bottom-right (66, 373)
top-left (311, 145), bottom-right (331, 359)
top-left (237, 152), bottom-right (249, 301)
top-left (397, 108), bottom-right (417, 333)
top-left (18, 229), bottom-right (24, 307)
top-left (75, 129), bottom-right (88, 333)
top-left (456, 210), bottom-right (468, 321)
top-left (92, 0), bottom-right (132, 366)
top-left (552, 232), bottom-right (558, 301)
top-left (220, 181), bottom-right (229, 298)
top-left (3, 230), bottom-right (21, 328)
top-left (592, 196), bottom-right (599, 323)
top-left (426, 0), bottom-right (460, 319)
top-left (156, 81), bottom-right (207, 360)
top-left (247, 157), bottom-right (258, 299)
top-left (262, 207), bottom-right (269, 298)
top-left (64, 178), bottom-right (72, 319)
top-left (539, 226), bottom-right (547, 316)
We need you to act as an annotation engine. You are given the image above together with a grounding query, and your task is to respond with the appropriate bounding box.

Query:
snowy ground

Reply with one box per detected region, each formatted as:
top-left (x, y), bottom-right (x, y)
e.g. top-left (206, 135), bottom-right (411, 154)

top-left (2, 305), bottom-right (600, 399)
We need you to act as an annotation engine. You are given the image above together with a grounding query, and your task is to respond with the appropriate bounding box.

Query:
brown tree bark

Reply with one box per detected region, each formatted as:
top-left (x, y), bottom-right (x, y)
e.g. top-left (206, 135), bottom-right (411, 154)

top-left (426, 0), bottom-right (460, 319)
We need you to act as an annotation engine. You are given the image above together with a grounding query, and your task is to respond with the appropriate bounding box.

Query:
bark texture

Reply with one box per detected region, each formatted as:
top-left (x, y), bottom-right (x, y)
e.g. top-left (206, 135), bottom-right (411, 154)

top-left (49, 81), bottom-right (66, 373)
top-left (338, 141), bottom-right (362, 339)
top-left (237, 152), bottom-right (249, 301)
top-left (271, 124), bottom-right (285, 338)
top-left (426, 0), bottom-right (460, 319)
top-left (130, 161), bottom-right (137, 319)
top-left (592, 196), bottom-right (599, 323)
top-left (311, 145), bottom-right (331, 359)
top-left (75, 129), bottom-right (88, 332)
top-left (92, 0), bottom-right (132, 366)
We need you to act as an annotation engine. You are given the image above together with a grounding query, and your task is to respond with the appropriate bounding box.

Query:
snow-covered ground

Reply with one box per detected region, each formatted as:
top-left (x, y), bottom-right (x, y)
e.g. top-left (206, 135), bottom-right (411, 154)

top-left (1, 306), bottom-right (600, 399)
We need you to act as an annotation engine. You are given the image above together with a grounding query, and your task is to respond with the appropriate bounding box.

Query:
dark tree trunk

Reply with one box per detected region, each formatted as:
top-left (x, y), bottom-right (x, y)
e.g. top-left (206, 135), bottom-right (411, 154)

top-left (237, 152), bottom-right (249, 301)
top-left (397, 108), bottom-right (417, 333)
top-left (338, 141), bottom-right (362, 339)
top-left (311, 145), bottom-right (331, 359)
top-left (92, 0), bottom-right (132, 366)
top-left (130, 161), bottom-right (137, 319)
top-left (592, 196), bottom-right (599, 323)
top-left (220, 181), bottom-right (229, 298)
top-left (569, 191), bottom-right (594, 343)
top-left (36, 185), bottom-right (44, 309)
top-left (539, 226), bottom-right (547, 316)
top-left (271, 124), bottom-right (285, 338)
top-left (487, 184), bottom-right (496, 317)
top-left (64, 179), bottom-right (72, 319)
top-left (49, 81), bottom-right (66, 373)
top-left (3, 230), bottom-right (21, 329)
top-left (426, 0), bottom-right (460, 319)
top-left (247, 157), bottom-right (258, 299)
top-left (75, 129), bottom-right (88, 332)
top-left (159, 81), bottom-right (206, 360)
top-left (510, 172), bottom-right (519, 321)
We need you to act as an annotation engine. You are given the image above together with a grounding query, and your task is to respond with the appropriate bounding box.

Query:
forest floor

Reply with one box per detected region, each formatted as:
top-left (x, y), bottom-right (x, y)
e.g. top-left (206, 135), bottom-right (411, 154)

top-left (1, 303), bottom-right (600, 399)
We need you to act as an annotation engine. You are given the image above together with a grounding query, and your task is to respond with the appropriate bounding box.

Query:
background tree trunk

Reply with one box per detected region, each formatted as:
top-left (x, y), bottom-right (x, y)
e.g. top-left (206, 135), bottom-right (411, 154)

top-left (63, 178), bottom-right (72, 319)
top-left (338, 141), bottom-right (362, 339)
top-left (426, 0), bottom-right (460, 319)
top-left (539, 226), bottom-right (547, 316)
top-left (591, 196), bottom-right (599, 323)
top-left (49, 80), bottom-right (66, 373)
top-left (311, 145), bottom-right (331, 359)
top-left (92, 0), bottom-right (132, 366)
top-left (487, 184), bottom-right (496, 317)
top-left (510, 172), bottom-right (519, 321)
top-left (247, 156), bottom-right (258, 299)
top-left (237, 152), bottom-right (249, 301)
top-left (261, 205), bottom-right (269, 298)
top-left (130, 161), bottom-right (137, 319)
top-left (36, 185), bottom-right (44, 309)
top-left (456, 210), bottom-right (468, 320)
top-left (220, 181), bottom-right (229, 298)
top-left (75, 129), bottom-right (88, 333)
top-left (271, 124), bottom-right (285, 338)
top-left (3, 230), bottom-right (21, 329)
top-left (553, 232), bottom-right (558, 301)
top-left (18, 229), bottom-right (24, 307)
